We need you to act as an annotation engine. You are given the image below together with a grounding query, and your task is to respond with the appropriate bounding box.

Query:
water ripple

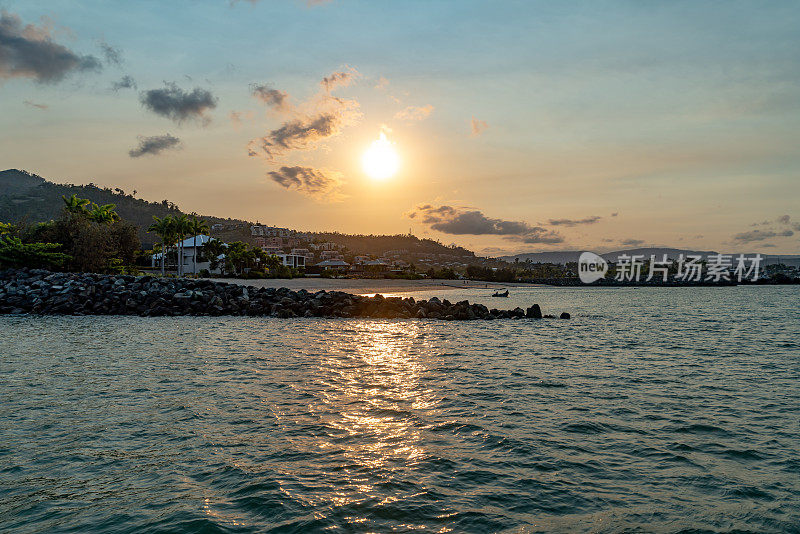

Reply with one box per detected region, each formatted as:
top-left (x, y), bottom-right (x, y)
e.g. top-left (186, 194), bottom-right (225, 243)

top-left (1, 286), bottom-right (799, 532)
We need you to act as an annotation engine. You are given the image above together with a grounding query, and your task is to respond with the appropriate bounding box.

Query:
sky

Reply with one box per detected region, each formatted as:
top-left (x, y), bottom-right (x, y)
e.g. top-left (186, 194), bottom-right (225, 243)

top-left (1, 0), bottom-right (799, 255)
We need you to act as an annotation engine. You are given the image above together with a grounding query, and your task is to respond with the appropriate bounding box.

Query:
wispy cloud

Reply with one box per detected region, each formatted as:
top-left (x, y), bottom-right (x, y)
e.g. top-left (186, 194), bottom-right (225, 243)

top-left (548, 216), bottom-right (602, 227)
top-left (394, 104), bottom-right (434, 121)
top-left (0, 11), bottom-right (101, 83)
top-left (470, 116), bottom-right (488, 137)
top-left (407, 204), bottom-right (563, 244)
top-left (128, 134), bottom-right (182, 158)
top-left (99, 40), bottom-right (122, 66)
top-left (267, 165), bottom-right (344, 201)
top-left (111, 74), bottom-right (136, 91)
top-left (374, 76), bottom-right (389, 90)
top-left (776, 214), bottom-right (800, 231)
top-left (320, 67), bottom-right (358, 92)
top-left (23, 99), bottom-right (48, 110)
top-left (139, 82), bottom-right (217, 124)
top-left (251, 84), bottom-right (291, 112)
top-left (248, 73), bottom-right (361, 161)
top-left (732, 228), bottom-right (793, 243)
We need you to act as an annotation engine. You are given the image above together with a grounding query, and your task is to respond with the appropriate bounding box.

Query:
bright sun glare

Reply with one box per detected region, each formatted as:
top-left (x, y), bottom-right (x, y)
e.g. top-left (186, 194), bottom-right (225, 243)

top-left (362, 132), bottom-right (400, 180)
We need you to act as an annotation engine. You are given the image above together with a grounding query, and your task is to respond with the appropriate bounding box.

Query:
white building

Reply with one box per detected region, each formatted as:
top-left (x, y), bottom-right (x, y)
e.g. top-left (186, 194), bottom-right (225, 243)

top-left (151, 235), bottom-right (223, 274)
top-left (276, 253), bottom-right (306, 269)
top-left (251, 225), bottom-right (291, 238)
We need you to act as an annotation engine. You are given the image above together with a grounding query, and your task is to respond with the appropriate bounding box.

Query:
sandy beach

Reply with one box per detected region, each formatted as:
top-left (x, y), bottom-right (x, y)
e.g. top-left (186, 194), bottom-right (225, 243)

top-left (211, 277), bottom-right (517, 295)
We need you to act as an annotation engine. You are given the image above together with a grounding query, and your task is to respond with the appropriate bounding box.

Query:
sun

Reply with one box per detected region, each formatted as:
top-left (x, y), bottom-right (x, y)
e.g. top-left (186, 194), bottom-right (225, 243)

top-left (362, 132), bottom-right (400, 180)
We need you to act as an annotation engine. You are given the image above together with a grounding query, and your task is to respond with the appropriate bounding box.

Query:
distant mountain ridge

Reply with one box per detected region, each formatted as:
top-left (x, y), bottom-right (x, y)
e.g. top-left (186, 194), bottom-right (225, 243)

top-left (502, 248), bottom-right (800, 267)
top-left (500, 248), bottom-right (711, 264)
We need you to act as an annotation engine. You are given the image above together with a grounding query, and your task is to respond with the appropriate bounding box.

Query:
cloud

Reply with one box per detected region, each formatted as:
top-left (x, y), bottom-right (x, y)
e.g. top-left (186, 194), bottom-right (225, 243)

top-left (139, 82), bottom-right (217, 124)
top-left (251, 84), bottom-right (290, 111)
top-left (394, 104), bottom-right (434, 121)
top-left (248, 96), bottom-right (360, 161)
top-left (23, 99), bottom-right (47, 109)
top-left (470, 116), bottom-right (488, 137)
top-left (548, 216), bottom-right (602, 227)
top-left (99, 40), bottom-right (122, 66)
top-left (110, 74), bottom-right (136, 91)
top-left (407, 204), bottom-right (563, 244)
top-left (620, 238), bottom-right (645, 246)
top-left (267, 166), bottom-right (344, 201)
top-left (128, 134), bottom-right (182, 158)
top-left (374, 76), bottom-right (389, 90)
top-left (732, 229), bottom-right (793, 243)
top-left (776, 214), bottom-right (800, 231)
top-left (321, 67), bottom-right (358, 92)
top-left (0, 11), bottom-right (102, 83)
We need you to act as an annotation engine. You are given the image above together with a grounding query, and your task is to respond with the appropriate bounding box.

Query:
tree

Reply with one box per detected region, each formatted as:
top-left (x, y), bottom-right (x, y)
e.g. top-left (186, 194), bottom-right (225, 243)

top-left (148, 216), bottom-right (176, 275)
top-left (201, 239), bottom-right (226, 274)
top-left (62, 194), bottom-right (91, 216)
top-left (187, 214), bottom-right (209, 275)
top-left (172, 214), bottom-right (191, 276)
top-left (0, 235), bottom-right (71, 269)
top-left (88, 203), bottom-right (121, 224)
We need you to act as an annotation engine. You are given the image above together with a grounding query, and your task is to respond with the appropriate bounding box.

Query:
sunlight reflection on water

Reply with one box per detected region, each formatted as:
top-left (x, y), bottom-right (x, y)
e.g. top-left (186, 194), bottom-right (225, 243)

top-left (1, 286), bottom-right (799, 533)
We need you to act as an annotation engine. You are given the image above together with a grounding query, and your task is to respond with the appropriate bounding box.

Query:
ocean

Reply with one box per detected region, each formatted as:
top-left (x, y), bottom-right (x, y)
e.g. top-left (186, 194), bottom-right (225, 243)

top-left (1, 286), bottom-right (798, 532)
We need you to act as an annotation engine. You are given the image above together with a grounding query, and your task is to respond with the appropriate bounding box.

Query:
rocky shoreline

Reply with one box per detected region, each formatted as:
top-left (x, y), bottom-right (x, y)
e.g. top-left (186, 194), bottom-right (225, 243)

top-left (0, 269), bottom-right (570, 320)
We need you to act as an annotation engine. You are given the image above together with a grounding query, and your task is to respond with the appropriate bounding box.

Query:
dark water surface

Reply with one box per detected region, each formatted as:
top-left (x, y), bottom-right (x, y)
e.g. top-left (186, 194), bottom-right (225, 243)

top-left (1, 286), bottom-right (799, 533)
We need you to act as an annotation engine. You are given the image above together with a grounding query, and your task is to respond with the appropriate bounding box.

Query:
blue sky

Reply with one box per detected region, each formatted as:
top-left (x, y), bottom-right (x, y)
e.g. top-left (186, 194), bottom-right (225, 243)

top-left (1, 0), bottom-right (799, 254)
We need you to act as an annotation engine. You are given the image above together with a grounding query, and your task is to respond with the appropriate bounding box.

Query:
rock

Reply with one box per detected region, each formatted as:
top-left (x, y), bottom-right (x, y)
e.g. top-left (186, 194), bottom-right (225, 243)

top-left (0, 268), bottom-right (570, 321)
top-left (526, 304), bottom-right (542, 319)
top-left (559, 312), bottom-right (571, 319)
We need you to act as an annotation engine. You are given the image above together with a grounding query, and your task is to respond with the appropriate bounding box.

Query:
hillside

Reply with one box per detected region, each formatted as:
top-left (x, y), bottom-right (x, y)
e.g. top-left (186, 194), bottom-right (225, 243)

top-left (0, 170), bottom-right (477, 259)
top-left (0, 169), bottom-right (248, 247)
top-left (312, 232), bottom-right (475, 258)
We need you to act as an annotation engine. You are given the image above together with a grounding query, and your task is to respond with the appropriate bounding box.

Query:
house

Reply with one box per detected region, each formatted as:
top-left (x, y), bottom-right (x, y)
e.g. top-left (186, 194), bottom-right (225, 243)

top-left (276, 253), bottom-right (306, 269)
top-left (311, 241), bottom-right (341, 251)
top-left (291, 248), bottom-right (314, 261)
top-left (261, 245), bottom-right (283, 255)
top-left (364, 259), bottom-right (389, 276)
top-left (317, 259), bottom-right (350, 272)
top-left (320, 249), bottom-right (344, 260)
top-left (151, 235), bottom-right (223, 274)
top-left (251, 225), bottom-right (291, 237)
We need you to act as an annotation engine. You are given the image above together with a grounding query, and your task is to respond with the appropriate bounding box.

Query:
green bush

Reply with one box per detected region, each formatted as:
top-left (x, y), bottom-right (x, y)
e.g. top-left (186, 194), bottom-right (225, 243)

top-left (0, 236), bottom-right (71, 269)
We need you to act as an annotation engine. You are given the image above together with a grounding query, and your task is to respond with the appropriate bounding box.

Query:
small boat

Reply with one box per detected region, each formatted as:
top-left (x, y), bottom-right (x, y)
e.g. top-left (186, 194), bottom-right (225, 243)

top-left (491, 289), bottom-right (509, 297)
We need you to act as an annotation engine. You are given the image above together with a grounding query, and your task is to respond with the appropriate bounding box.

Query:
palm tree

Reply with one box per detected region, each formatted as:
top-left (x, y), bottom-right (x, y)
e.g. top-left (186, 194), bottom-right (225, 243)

top-left (148, 215), bottom-right (176, 276)
top-left (172, 214), bottom-right (191, 276)
top-left (88, 203), bottom-right (120, 224)
top-left (62, 194), bottom-right (91, 216)
top-left (187, 214), bottom-right (210, 276)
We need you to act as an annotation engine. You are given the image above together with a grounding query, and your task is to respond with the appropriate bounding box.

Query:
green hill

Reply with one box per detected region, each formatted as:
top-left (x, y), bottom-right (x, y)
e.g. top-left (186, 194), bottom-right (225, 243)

top-left (0, 169), bottom-right (246, 247)
top-left (0, 169), bottom-right (479, 260)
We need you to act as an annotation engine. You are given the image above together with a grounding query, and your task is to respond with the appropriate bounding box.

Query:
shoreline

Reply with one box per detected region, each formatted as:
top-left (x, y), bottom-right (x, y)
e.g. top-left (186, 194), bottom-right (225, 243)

top-left (209, 277), bottom-right (522, 295)
top-left (0, 269), bottom-right (567, 320)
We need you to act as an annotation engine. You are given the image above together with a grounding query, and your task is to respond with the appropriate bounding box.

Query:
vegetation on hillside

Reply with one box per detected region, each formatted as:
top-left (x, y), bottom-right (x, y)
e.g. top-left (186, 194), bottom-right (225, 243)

top-left (0, 169), bottom-right (241, 246)
top-left (1, 195), bottom-right (140, 273)
top-left (310, 232), bottom-right (475, 258)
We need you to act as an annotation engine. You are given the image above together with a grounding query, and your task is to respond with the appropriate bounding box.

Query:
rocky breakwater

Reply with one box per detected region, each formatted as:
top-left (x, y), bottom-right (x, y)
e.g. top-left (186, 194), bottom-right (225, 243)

top-left (0, 269), bottom-right (571, 320)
